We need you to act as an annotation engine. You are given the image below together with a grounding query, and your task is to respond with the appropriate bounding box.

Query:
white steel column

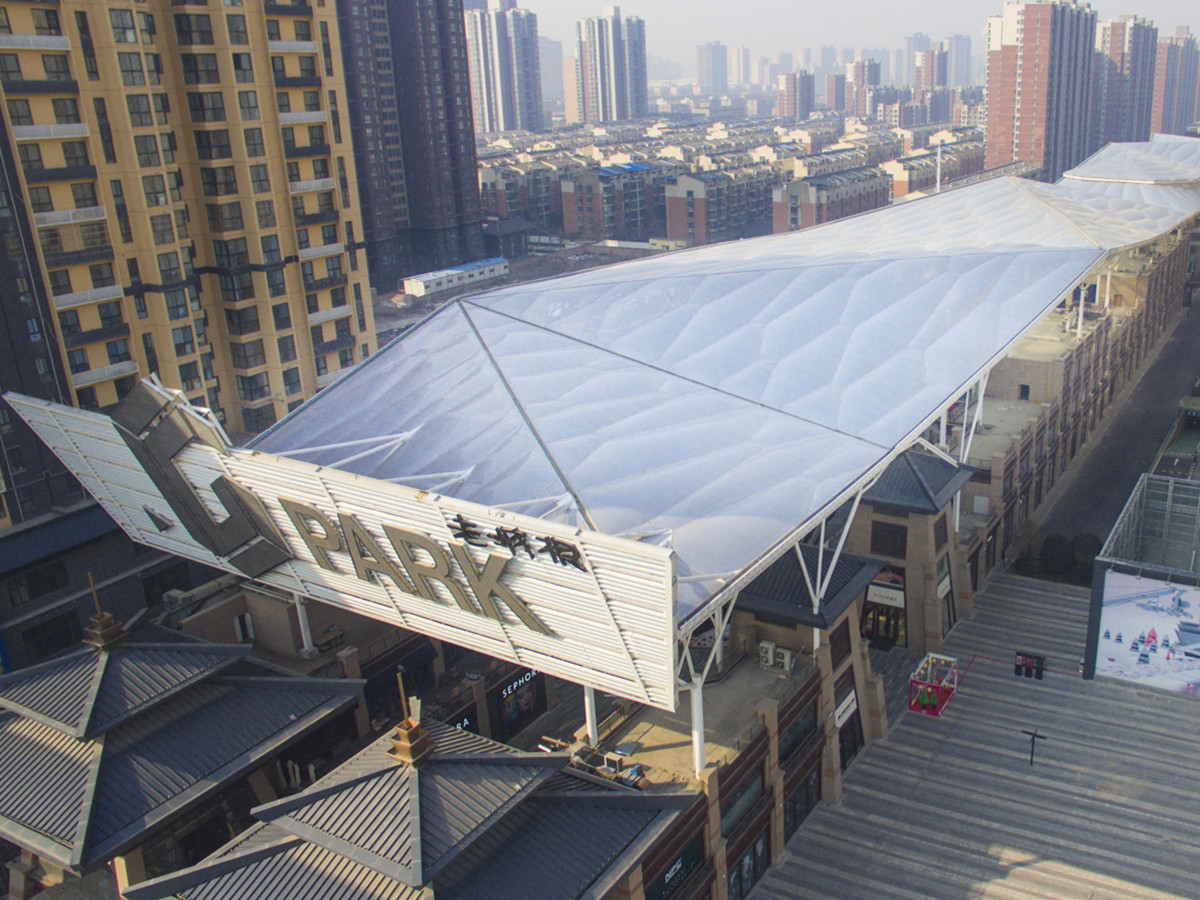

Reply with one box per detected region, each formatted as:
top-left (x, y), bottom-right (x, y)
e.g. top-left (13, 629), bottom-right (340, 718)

top-left (584, 686), bottom-right (600, 745)
top-left (294, 594), bottom-right (316, 656)
top-left (690, 676), bottom-right (706, 776)
top-left (954, 373), bottom-right (988, 532)
top-left (1076, 285), bottom-right (1086, 337)
top-left (1105, 270), bottom-right (1112, 309)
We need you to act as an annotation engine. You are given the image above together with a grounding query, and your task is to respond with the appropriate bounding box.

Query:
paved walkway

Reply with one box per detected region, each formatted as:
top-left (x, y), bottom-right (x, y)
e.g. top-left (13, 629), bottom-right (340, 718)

top-left (1037, 306), bottom-right (1200, 540)
top-left (755, 574), bottom-right (1200, 900)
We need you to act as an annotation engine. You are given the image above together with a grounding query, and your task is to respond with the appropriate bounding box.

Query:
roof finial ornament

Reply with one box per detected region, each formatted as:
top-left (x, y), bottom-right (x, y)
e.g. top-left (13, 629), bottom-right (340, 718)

top-left (82, 572), bottom-right (127, 652)
top-left (387, 670), bottom-right (434, 768)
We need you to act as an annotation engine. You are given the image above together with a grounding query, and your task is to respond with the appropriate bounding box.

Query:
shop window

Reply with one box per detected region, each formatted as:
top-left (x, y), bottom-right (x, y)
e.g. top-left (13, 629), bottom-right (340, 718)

top-left (719, 769), bottom-right (764, 836)
top-left (828, 618), bottom-right (851, 669)
top-left (22, 611), bottom-right (82, 664)
top-left (783, 766), bottom-right (821, 841)
top-left (933, 514), bottom-right (948, 551)
top-left (778, 700), bottom-right (819, 766)
top-left (726, 831), bottom-right (769, 900)
top-left (870, 520), bottom-right (907, 557)
top-left (7, 561), bottom-right (69, 606)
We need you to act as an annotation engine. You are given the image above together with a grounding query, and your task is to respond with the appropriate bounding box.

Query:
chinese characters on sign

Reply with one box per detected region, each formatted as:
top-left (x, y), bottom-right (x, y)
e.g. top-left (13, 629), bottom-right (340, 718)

top-left (450, 514), bottom-right (587, 571)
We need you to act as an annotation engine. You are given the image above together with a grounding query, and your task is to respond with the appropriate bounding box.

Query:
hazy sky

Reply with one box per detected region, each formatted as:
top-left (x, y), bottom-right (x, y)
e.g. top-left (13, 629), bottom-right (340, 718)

top-left (523, 0), bottom-right (1200, 69)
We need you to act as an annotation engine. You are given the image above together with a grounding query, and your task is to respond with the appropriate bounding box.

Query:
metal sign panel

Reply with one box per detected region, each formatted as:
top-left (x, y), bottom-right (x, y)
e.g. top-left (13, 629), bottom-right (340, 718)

top-left (7, 388), bottom-right (678, 710)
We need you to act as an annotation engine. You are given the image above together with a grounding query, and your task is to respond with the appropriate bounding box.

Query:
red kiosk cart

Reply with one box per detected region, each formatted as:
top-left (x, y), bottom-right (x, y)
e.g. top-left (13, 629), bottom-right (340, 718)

top-left (909, 653), bottom-right (959, 717)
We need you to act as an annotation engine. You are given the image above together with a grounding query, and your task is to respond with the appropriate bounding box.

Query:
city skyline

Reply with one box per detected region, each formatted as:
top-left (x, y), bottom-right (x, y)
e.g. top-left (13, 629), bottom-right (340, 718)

top-left (521, 0), bottom-right (1200, 73)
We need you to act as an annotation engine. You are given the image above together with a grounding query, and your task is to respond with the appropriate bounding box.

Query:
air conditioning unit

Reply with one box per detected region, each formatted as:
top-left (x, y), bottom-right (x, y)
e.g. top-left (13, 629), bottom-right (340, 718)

top-left (758, 640), bottom-right (776, 668)
top-left (775, 647), bottom-right (795, 674)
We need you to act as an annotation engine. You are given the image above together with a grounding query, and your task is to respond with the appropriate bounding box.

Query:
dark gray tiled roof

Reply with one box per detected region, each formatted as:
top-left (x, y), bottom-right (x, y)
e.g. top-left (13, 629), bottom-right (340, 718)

top-left (864, 447), bottom-right (975, 515)
top-left (738, 544), bottom-right (884, 628)
top-left (125, 722), bottom-right (692, 900)
top-left (255, 752), bottom-right (567, 884)
top-left (0, 714), bottom-right (97, 853)
top-left (0, 638), bottom-right (360, 873)
top-left (0, 642), bottom-right (248, 739)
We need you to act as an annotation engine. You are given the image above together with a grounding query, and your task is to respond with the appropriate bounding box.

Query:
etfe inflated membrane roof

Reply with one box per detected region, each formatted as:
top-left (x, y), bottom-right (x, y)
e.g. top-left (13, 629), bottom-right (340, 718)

top-left (253, 136), bottom-right (1200, 622)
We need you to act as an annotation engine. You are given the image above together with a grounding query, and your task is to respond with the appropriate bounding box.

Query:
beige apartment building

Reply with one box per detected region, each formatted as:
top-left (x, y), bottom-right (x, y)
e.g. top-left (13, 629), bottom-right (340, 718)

top-left (0, 0), bottom-right (373, 442)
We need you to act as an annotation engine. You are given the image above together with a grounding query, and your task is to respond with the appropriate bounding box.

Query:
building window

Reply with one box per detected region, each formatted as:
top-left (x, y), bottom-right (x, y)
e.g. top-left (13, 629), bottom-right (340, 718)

top-left (255, 199), bottom-right (275, 229)
top-left (58, 310), bottom-right (81, 335)
top-left (249, 164), bottom-right (270, 193)
top-left (157, 251), bottom-right (182, 282)
top-left (27, 186), bottom-right (52, 214)
top-left (266, 268), bottom-right (286, 297)
top-left (164, 289), bottom-right (188, 320)
top-left (206, 201), bottom-right (243, 232)
top-left (150, 213), bottom-right (175, 246)
top-left (0, 9), bottom-right (9, 34)
top-left (118, 52), bottom-right (145, 85)
top-left (32, 9), bottom-right (62, 36)
top-left (194, 129), bottom-right (232, 160)
top-left (720, 770), bottom-right (764, 836)
top-left (230, 339), bottom-right (266, 370)
top-left (260, 233), bottom-right (280, 263)
top-left (281, 367), bottom-right (302, 395)
top-left (174, 14), bottom-right (213, 45)
top-left (870, 521), bottom-right (907, 558)
top-left (199, 166), bottom-right (238, 196)
top-left (47, 269), bottom-right (71, 296)
top-left (172, 325), bottom-right (194, 356)
top-left (110, 8), bottom-right (137, 43)
top-left (226, 14), bottom-right (248, 44)
top-left (242, 404), bottom-right (277, 434)
top-left (0, 55), bottom-right (21, 83)
top-left (244, 127), bottom-right (265, 157)
top-left (62, 141), bottom-right (89, 167)
top-left (8, 561), bottom-right (69, 606)
top-left (71, 182), bottom-right (97, 208)
top-left (179, 360), bottom-right (201, 392)
top-left (187, 92), bottom-right (225, 123)
top-left (212, 237), bottom-right (248, 268)
top-left (235, 371), bottom-right (270, 401)
top-left (66, 348), bottom-right (89, 374)
top-left (181, 53), bottom-right (219, 84)
top-left (933, 515), bottom-right (948, 551)
top-left (90, 262), bottom-right (115, 287)
top-left (106, 338), bottom-right (131, 364)
top-left (53, 98), bottom-right (81, 126)
top-left (265, 19), bottom-right (280, 40)
top-left (232, 53), bottom-right (253, 83)
top-left (142, 173), bottom-right (167, 206)
top-left (277, 334), bottom-right (296, 362)
top-left (134, 134), bottom-right (161, 167)
top-left (97, 301), bottom-right (123, 327)
top-left (829, 619), bottom-right (852, 669)
top-left (127, 94), bottom-right (153, 127)
top-left (76, 386), bottom-right (98, 409)
top-left (6, 98), bottom-right (30, 125)
top-left (224, 306), bottom-right (260, 336)
top-left (238, 90), bottom-right (259, 121)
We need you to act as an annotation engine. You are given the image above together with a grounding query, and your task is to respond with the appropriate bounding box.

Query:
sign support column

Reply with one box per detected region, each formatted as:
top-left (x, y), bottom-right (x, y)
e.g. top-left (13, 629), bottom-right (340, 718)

top-left (584, 686), bottom-right (600, 745)
top-left (690, 676), bottom-right (706, 776)
top-left (294, 594), bottom-right (316, 658)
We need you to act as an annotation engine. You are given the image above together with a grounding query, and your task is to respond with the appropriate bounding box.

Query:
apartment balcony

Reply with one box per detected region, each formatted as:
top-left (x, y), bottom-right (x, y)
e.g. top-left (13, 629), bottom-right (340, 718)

top-left (43, 243), bottom-right (113, 268)
top-left (295, 208), bottom-right (338, 227)
top-left (268, 40), bottom-right (318, 54)
top-left (10, 123), bottom-right (87, 141)
top-left (70, 359), bottom-right (138, 389)
top-left (288, 177), bottom-right (336, 194)
top-left (264, 1), bottom-right (313, 14)
top-left (62, 321), bottom-right (129, 350)
top-left (278, 110), bottom-right (327, 126)
top-left (312, 333), bottom-right (354, 355)
top-left (23, 163), bottom-right (95, 184)
top-left (51, 283), bottom-right (123, 311)
top-left (284, 143), bottom-right (329, 159)
top-left (0, 34), bottom-right (69, 51)
top-left (33, 205), bottom-right (105, 229)
top-left (302, 273), bottom-right (347, 293)
top-left (307, 305), bottom-right (351, 326)
top-left (1, 77), bottom-right (77, 94)
top-left (273, 75), bottom-right (321, 88)
top-left (297, 241), bottom-right (342, 261)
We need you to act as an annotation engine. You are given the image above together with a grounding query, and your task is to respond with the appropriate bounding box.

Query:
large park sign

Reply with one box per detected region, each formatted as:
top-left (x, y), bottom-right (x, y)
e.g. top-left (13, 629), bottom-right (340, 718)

top-left (7, 384), bottom-right (678, 710)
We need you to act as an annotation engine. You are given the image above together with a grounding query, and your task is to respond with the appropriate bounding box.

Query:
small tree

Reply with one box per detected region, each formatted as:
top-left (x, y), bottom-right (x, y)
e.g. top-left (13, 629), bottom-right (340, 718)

top-left (1011, 519), bottom-right (1044, 561)
top-left (1041, 534), bottom-right (1075, 576)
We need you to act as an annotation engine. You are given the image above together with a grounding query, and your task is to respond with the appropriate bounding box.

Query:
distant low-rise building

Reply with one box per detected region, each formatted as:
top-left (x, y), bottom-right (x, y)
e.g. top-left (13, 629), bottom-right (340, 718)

top-left (772, 167), bottom-right (892, 232)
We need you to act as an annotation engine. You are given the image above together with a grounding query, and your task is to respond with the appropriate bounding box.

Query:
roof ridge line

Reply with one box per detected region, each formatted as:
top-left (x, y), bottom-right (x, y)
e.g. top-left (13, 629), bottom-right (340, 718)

top-left (68, 733), bottom-right (105, 868)
top-left (462, 302), bottom-right (890, 452)
top-left (78, 649), bottom-right (110, 739)
top-left (906, 451), bottom-right (939, 505)
top-left (1011, 178), bottom-right (1105, 249)
top-left (458, 302), bottom-right (602, 532)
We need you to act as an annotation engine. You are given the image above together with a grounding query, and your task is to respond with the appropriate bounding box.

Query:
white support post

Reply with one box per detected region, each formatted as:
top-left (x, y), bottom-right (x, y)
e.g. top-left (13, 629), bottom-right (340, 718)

top-left (818, 484), bottom-right (868, 599)
top-left (1105, 270), bottom-right (1112, 309)
top-left (584, 686), bottom-right (599, 746)
top-left (1076, 285), bottom-right (1085, 337)
top-left (294, 594), bottom-right (316, 657)
top-left (938, 411), bottom-right (947, 447)
top-left (954, 372), bottom-right (988, 533)
top-left (690, 676), bottom-right (706, 776)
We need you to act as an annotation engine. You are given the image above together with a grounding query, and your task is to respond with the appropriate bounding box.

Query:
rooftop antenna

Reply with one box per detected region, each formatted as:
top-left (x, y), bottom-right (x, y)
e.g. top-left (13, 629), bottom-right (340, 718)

top-left (82, 572), bottom-right (127, 652)
top-left (387, 669), bottom-right (434, 767)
